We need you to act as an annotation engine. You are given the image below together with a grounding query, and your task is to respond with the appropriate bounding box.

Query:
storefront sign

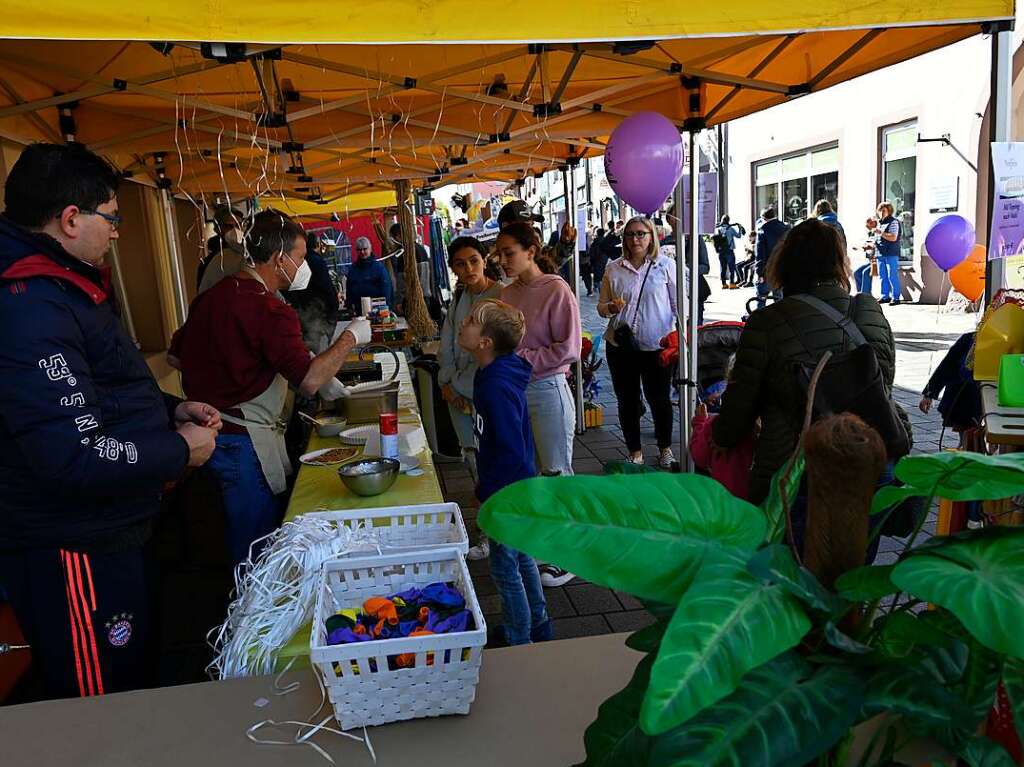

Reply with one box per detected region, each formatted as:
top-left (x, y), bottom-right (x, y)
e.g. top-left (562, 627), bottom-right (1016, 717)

top-left (928, 176), bottom-right (959, 213)
top-left (989, 142), bottom-right (1024, 260)
top-left (680, 171), bottom-right (719, 234)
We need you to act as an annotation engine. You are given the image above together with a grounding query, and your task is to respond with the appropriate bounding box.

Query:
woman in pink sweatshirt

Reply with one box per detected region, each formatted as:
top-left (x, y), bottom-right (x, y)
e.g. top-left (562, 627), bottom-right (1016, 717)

top-left (497, 223), bottom-right (582, 486)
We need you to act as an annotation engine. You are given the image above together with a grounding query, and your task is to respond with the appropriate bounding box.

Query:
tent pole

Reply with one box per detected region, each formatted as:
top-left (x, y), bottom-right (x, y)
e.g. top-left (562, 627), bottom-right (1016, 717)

top-left (687, 131), bottom-right (701, 472)
top-left (564, 165), bottom-right (585, 435)
top-left (985, 25), bottom-right (1012, 306)
top-left (159, 188), bottom-right (188, 328)
top-left (673, 157), bottom-right (688, 471)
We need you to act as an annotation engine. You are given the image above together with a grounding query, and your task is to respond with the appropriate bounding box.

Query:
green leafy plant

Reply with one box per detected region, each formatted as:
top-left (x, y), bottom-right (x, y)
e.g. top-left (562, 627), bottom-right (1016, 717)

top-left (478, 451), bottom-right (1024, 766)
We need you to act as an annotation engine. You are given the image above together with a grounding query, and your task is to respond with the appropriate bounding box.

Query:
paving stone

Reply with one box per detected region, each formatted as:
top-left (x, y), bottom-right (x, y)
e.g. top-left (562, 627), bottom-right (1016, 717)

top-left (551, 615), bottom-right (613, 640)
top-left (591, 447), bottom-right (628, 461)
top-left (542, 587), bottom-right (577, 618)
top-left (478, 593), bottom-right (503, 615)
top-left (606, 610), bottom-right (656, 633)
top-left (571, 458), bottom-right (605, 475)
top-left (614, 590), bottom-right (645, 611)
top-left (566, 583), bottom-right (625, 615)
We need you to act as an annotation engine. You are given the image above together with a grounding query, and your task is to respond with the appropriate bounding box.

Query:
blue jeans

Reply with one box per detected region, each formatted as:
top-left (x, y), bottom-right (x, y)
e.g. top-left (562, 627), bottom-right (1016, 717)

top-left (489, 542), bottom-right (548, 645)
top-left (527, 374), bottom-right (576, 476)
top-left (879, 256), bottom-right (901, 300)
top-left (206, 433), bottom-right (282, 566)
top-left (854, 263), bottom-right (873, 294)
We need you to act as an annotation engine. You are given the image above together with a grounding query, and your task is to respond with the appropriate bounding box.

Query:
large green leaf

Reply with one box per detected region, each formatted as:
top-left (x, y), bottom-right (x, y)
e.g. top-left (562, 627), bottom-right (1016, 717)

top-left (891, 527), bottom-right (1024, 659)
top-left (640, 553), bottom-right (812, 735)
top-left (646, 652), bottom-right (865, 767)
top-left (894, 452), bottom-right (1024, 502)
top-left (870, 484), bottom-right (922, 515)
top-left (478, 473), bottom-right (766, 604)
top-left (1004, 659), bottom-right (1024, 747)
top-left (860, 665), bottom-right (972, 725)
top-left (761, 450), bottom-right (805, 543)
top-left (835, 564), bottom-right (898, 602)
top-left (959, 737), bottom-right (1019, 767)
top-left (875, 611), bottom-right (953, 659)
top-left (577, 655), bottom-right (653, 767)
top-left (746, 544), bottom-right (845, 615)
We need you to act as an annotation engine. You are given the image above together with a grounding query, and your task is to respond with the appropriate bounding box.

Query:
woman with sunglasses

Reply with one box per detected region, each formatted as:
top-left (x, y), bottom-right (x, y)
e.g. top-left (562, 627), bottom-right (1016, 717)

top-left (598, 215), bottom-right (678, 468)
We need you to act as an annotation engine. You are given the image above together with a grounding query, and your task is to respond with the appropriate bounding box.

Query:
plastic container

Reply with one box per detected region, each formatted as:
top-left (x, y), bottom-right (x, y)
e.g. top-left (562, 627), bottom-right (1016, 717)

top-left (310, 547), bottom-right (486, 730)
top-left (303, 503), bottom-right (469, 555)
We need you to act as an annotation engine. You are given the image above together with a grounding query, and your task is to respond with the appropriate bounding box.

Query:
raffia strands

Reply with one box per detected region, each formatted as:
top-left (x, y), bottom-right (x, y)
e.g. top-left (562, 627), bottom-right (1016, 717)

top-left (393, 179), bottom-right (437, 339)
top-left (803, 414), bottom-right (886, 590)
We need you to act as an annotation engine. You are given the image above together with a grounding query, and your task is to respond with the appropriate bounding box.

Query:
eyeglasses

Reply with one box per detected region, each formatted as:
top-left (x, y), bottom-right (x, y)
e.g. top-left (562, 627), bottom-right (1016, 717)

top-left (78, 209), bottom-right (122, 230)
top-left (624, 231), bottom-right (650, 239)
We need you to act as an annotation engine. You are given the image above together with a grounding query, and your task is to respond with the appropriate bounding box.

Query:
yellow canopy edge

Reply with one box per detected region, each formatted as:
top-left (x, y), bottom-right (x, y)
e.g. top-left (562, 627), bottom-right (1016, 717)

top-left (0, 0), bottom-right (1013, 44)
top-left (266, 191), bottom-right (398, 218)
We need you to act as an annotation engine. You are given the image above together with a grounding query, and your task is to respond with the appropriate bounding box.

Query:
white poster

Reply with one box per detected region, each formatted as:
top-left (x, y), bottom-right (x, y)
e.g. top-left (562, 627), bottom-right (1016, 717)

top-left (989, 142), bottom-right (1024, 260)
top-left (928, 176), bottom-right (959, 213)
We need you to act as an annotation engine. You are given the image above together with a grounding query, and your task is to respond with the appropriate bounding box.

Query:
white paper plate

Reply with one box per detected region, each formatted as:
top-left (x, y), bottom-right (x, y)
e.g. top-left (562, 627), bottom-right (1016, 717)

top-left (299, 447), bottom-right (360, 466)
top-left (339, 424), bottom-right (377, 445)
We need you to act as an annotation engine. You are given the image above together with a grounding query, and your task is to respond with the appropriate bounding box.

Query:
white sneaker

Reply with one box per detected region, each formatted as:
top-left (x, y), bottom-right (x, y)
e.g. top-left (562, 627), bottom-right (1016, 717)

top-left (629, 452), bottom-right (645, 464)
top-left (466, 537), bottom-right (490, 561)
top-left (659, 448), bottom-right (676, 469)
top-left (538, 564), bottom-right (575, 588)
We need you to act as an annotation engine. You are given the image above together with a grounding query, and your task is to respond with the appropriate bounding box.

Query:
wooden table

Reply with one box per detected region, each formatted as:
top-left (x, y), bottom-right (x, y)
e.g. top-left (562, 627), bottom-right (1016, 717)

top-left (0, 634), bottom-right (638, 767)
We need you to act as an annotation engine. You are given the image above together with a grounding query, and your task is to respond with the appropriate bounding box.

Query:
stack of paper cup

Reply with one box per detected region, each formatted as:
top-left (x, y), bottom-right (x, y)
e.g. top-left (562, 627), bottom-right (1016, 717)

top-left (360, 297), bottom-right (373, 317)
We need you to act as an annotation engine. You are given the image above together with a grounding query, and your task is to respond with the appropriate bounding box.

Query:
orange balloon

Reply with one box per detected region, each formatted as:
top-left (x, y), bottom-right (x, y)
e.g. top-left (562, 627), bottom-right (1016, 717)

top-left (950, 243), bottom-right (986, 302)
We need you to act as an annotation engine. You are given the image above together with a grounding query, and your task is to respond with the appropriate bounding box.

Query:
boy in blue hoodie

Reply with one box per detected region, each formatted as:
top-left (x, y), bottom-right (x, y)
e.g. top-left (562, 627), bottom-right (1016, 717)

top-left (458, 299), bottom-right (551, 645)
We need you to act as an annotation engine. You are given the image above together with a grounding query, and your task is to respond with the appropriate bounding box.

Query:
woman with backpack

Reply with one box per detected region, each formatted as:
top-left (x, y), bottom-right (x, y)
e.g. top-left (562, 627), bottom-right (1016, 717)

top-left (711, 219), bottom-right (903, 506)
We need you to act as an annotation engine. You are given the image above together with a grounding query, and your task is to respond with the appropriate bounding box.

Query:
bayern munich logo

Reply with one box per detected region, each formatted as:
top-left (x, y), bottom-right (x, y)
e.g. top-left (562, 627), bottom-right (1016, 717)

top-left (106, 613), bottom-right (133, 647)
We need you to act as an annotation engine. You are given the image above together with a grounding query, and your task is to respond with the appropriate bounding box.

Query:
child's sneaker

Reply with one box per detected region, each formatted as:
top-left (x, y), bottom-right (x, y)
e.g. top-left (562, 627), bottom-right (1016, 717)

top-left (466, 536), bottom-right (490, 561)
top-left (538, 564), bottom-right (574, 588)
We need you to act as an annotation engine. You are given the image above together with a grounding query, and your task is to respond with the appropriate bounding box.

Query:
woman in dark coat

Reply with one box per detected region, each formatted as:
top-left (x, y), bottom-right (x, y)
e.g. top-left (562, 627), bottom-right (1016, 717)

top-left (712, 219), bottom-right (897, 504)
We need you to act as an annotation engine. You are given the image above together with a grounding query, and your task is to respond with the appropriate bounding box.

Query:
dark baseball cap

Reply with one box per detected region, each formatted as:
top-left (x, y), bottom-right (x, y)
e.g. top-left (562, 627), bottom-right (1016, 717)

top-left (497, 199), bottom-right (543, 227)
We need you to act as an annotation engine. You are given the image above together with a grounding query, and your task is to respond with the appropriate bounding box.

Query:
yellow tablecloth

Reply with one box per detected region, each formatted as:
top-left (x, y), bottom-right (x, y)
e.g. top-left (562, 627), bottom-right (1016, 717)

top-left (278, 351), bottom-right (446, 667)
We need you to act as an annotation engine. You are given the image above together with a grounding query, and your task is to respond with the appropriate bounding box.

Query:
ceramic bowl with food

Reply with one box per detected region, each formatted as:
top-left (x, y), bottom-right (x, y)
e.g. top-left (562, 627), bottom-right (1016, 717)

top-left (337, 457), bottom-right (400, 496)
top-left (314, 414), bottom-right (348, 437)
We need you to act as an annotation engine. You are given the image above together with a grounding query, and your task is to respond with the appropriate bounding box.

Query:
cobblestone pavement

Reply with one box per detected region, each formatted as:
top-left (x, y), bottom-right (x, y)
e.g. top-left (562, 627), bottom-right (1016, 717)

top-left (441, 278), bottom-right (977, 644)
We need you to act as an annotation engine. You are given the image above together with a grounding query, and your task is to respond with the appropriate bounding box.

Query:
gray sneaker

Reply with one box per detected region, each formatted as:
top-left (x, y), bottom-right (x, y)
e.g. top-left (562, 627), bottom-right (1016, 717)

top-left (466, 536), bottom-right (490, 561)
top-left (538, 564), bottom-right (574, 588)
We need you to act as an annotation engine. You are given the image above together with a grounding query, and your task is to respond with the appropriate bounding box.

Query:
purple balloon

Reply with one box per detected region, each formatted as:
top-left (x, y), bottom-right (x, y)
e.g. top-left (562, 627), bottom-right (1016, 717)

top-left (925, 214), bottom-right (976, 271)
top-left (604, 112), bottom-right (683, 216)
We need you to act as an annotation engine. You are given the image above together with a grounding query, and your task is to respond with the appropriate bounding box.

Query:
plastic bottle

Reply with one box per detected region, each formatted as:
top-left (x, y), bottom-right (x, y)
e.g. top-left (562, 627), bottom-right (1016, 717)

top-left (379, 389), bottom-right (399, 460)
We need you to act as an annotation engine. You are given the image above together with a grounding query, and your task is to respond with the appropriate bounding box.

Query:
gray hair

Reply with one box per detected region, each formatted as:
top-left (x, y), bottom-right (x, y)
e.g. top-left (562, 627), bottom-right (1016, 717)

top-left (355, 236), bottom-right (372, 250)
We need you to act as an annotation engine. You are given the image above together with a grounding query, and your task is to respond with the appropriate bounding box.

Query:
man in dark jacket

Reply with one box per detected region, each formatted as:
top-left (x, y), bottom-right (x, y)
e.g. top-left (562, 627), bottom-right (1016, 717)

top-left (0, 143), bottom-right (219, 699)
top-left (754, 207), bottom-right (790, 310)
top-left (345, 236), bottom-right (394, 313)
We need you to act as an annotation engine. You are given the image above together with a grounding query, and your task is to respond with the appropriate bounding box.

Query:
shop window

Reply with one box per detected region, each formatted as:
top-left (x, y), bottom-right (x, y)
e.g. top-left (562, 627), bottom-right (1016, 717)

top-left (753, 143), bottom-right (839, 226)
top-left (881, 122), bottom-right (917, 263)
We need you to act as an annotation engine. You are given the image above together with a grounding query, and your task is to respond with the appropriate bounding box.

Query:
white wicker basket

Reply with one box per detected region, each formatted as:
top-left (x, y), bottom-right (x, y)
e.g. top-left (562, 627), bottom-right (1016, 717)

top-left (310, 547), bottom-right (487, 730)
top-left (304, 502), bottom-right (469, 555)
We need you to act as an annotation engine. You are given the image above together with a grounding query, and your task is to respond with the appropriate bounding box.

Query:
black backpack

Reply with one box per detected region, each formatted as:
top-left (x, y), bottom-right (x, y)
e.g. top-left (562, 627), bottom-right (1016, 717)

top-left (784, 294), bottom-right (910, 461)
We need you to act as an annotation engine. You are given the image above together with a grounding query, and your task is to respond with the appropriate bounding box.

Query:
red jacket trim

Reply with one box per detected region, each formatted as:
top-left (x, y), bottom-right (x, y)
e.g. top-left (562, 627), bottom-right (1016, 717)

top-left (1, 253), bottom-right (107, 305)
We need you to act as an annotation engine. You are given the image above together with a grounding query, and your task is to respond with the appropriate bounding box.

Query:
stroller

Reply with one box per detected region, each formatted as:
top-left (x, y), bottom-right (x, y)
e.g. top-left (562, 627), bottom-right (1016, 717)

top-left (657, 321), bottom-right (745, 410)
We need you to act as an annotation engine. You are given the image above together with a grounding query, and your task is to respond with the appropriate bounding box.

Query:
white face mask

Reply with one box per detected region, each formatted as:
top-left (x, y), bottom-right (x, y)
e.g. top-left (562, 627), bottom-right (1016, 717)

top-left (281, 254), bottom-right (312, 291)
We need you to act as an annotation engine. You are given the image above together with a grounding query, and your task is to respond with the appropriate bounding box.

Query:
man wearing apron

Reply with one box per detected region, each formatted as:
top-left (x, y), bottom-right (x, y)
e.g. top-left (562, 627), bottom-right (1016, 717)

top-left (170, 209), bottom-right (371, 565)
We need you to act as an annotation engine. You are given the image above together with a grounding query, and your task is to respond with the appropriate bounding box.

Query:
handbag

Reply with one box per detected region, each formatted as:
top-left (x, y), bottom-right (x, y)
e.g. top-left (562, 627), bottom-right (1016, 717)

top-left (612, 260), bottom-right (653, 353)
top-left (785, 294), bottom-right (910, 461)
